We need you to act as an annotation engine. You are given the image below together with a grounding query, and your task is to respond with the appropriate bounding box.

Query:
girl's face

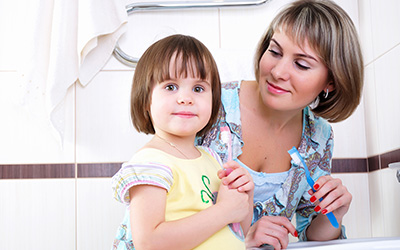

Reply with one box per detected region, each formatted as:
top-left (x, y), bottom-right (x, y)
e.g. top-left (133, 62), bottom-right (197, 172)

top-left (258, 31), bottom-right (332, 112)
top-left (149, 62), bottom-right (213, 139)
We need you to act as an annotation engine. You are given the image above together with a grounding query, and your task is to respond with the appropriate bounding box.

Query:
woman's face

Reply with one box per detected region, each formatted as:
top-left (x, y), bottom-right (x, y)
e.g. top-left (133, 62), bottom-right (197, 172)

top-left (258, 31), bottom-right (332, 112)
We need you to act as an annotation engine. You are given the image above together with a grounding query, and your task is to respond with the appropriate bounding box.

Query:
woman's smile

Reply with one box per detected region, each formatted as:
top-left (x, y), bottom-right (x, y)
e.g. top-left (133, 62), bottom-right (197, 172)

top-left (267, 81), bottom-right (289, 95)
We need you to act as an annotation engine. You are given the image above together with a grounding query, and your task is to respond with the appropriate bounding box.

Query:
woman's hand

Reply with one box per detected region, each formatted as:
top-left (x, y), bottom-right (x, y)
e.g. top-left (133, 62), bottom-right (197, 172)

top-left (217, 161), bottom-right (254, 193)
top-left (245, 216), bottom-right (297, 250)
top-left (305, 175), bottom-right (351, 240)
top-left (309, 175), bottom-right (352, 220)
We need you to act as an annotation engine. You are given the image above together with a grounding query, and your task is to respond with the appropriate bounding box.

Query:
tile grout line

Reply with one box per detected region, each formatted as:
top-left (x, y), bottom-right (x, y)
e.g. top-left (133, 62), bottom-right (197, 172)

top-left (74, 82), bottom-right (78, 250)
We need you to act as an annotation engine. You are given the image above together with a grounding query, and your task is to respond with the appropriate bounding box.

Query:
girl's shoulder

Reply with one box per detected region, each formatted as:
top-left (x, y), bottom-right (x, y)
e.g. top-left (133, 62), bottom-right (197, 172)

top-left (196, 146), bottom-right (223, 166)
top-left (112, 149), bottom-right (175, 205)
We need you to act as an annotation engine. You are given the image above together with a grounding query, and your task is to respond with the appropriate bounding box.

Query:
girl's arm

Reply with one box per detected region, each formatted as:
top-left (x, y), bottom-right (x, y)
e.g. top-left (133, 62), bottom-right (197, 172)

top-left (130, 183), bottom-right (250, 250)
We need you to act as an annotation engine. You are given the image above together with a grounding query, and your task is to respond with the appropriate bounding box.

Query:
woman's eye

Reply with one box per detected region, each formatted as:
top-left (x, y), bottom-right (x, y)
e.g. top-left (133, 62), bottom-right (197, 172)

top-left (165, 84), bottom-right (177, 91)
top-left (268, 49), bottom-right (281, 56)
top-left (193, 86), bottom-right (205, 93)
top-left (295, 61), bottom-right (311, 70)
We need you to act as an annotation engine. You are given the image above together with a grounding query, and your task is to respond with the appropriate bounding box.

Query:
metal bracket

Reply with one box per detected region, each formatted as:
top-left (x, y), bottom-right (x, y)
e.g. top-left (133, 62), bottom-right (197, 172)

top-left (389, 162), bottom-right (400, 183)
top-left (113, 0), bottom-right (271, 67)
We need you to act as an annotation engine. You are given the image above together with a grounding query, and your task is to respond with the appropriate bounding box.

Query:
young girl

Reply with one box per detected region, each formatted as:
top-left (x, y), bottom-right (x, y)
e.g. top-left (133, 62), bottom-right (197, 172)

top-left (111, 34), bottom-right (254, 250)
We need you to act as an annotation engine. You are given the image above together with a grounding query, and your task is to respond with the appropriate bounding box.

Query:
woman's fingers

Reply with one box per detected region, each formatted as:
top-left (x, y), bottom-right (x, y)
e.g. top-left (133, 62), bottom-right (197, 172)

top-left (311, 176), bottom-right (352, 217)
top-left (245, 216), bottom-right (297, 249)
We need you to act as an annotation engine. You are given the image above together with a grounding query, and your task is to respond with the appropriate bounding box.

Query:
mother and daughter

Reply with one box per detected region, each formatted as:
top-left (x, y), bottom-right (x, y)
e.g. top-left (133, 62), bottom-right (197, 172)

top-left (111, 0), bottom-right (364, 249)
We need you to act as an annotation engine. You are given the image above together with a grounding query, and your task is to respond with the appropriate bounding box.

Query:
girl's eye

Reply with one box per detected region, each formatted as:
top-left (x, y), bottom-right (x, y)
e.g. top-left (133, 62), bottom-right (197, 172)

top-left (193, 86), bottom-right (205, 93)
top-left (165, 84), bottom-right (177, 91)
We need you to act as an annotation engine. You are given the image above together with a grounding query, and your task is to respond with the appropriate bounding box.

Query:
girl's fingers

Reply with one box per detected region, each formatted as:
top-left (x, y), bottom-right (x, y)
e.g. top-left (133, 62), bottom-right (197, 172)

top-left (217, 169), bottom-right (226, 179)
top-left (223, 174), bottom-right (252, 191)
top-left (223, 160), bottom-right (241, 169)
top-left (219, 163), bottom-right (253, 192)
top-left (222, 167), bottom-right (248, 184)
top-left (237, 181), bottom-right (254, 192)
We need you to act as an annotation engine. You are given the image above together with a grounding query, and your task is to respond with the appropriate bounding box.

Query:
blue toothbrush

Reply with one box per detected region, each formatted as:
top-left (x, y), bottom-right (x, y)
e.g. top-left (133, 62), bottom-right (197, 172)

top-left (288, 147), bottom-right (339, 228)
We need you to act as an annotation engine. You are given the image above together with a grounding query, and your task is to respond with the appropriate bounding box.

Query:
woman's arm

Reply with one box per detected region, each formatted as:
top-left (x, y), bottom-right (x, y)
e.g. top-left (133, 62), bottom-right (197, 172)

top-left (130, 183), bottom-right (250, 250)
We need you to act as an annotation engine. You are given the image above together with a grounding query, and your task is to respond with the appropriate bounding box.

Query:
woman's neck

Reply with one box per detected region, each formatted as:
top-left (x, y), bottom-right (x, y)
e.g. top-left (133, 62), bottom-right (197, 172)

top-left (241, 80), bottom-right (302, 133)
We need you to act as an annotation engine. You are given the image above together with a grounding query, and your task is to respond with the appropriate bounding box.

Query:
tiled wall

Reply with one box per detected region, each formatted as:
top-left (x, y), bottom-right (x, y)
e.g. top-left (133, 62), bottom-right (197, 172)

top-left (359, 0), bottom-right (400, 238)
top-left (1, 0), bottom-right (399, 249)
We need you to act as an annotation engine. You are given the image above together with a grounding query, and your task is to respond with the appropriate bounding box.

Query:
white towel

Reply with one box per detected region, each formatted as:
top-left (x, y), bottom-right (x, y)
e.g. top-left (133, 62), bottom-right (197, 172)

top-left (20, 0), bottom-right (127, 144)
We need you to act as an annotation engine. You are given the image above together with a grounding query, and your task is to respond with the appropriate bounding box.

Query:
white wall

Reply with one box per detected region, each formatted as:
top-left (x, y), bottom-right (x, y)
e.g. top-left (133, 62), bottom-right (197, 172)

top-left (1, 0), bottom-right (398, 249)
top-left (358, 0), bottom-right (400, 238)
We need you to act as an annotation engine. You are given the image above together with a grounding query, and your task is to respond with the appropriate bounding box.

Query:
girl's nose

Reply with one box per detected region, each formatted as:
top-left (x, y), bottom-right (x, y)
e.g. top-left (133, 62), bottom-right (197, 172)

top-left (271, 59), bottom-right (290, 81)
top-left (177, 92), bottom-right (193, 105)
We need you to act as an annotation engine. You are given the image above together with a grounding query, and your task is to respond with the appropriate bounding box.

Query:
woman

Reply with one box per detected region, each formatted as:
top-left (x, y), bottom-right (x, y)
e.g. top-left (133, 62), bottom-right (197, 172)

top-left (197, 0), bottom-right (363, 249)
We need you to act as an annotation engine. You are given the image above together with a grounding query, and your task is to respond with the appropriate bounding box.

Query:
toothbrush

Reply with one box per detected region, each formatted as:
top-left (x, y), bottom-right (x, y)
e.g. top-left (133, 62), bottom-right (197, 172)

top-left (288, 147), bottom-right (339, 229)
top-left (220, 126), bottom-right (233, 163)
top-left (220, 125), bottom-right (243, 237)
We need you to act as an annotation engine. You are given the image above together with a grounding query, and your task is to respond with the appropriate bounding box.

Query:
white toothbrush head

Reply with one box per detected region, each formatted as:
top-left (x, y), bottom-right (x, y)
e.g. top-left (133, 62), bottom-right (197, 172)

top-left (220, 125), bottom-right (230, 144)
top-left (220, 125), bottom-right (232, 162)
top-left (288, 147), bottom-right (302, 167)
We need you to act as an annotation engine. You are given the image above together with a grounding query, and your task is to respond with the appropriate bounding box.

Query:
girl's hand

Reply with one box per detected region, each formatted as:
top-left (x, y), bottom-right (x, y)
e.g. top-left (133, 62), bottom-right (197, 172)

top-left (216, 181), bottom-right (251, 223)
top-left (217, 161), bottom-right (254, 193)
top-left (245, 216), bottom-right (297, 250)
top-left (309, 175), bottom-right (352, 220)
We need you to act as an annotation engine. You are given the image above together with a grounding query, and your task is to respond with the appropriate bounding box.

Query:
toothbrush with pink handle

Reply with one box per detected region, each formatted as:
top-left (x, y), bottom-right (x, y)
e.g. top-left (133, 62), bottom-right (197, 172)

top-left (220, 125), bottom-right (243, 238)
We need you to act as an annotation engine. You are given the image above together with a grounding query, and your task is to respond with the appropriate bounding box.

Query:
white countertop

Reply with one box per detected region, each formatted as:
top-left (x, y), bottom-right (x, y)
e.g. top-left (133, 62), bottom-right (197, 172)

top-left (249, 237), bottom-right (400, 250)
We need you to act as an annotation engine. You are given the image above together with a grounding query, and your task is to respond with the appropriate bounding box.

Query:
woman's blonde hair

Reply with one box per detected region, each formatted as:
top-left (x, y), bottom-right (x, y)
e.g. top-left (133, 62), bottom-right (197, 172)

top-left (130, 34), bottom-right (221, 135)
top-left (255, 0), bottom-right (364, 122)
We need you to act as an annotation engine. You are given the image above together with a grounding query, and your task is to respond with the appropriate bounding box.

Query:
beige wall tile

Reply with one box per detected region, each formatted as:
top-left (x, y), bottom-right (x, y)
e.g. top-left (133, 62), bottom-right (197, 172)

top-left (0, 72), bottom-right (75, 164)
top-left (369, 171), bottom-right (385, 237)
top-left (333, 173), bottom-right (371, 238)
top-left (373, 45), bottom-right (400, 154)
top-left (0, 179), bottom-right (76, 250)
top-left (76, 71), bottom-right (151, 163)
top-left (77, 178), bottom-right (126, 250)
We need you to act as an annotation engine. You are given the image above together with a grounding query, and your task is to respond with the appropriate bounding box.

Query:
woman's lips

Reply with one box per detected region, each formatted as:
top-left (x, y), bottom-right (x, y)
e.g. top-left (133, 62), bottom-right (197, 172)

top-left (267, 81), bottom-right (289, 95)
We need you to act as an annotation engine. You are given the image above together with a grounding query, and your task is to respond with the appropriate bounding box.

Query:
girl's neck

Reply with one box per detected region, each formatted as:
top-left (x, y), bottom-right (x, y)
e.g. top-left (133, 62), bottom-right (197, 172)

top-left (149, 133), bottom-right (200, 159)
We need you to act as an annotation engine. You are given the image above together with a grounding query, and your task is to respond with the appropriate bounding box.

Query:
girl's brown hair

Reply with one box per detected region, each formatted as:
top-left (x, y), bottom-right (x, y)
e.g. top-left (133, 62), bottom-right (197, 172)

top-left (255, 0), bottom-right (364, 122)
top-left (130, 34), bottom-right (221, 135)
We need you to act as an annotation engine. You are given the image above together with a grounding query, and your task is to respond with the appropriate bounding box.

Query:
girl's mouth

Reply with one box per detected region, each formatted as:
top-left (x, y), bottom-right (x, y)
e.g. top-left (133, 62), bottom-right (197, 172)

top-left (173, 111), bottom-right (196, 118)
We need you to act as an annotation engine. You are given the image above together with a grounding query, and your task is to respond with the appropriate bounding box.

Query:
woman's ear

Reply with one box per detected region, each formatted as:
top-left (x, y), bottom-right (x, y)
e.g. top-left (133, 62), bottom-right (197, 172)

top-left (325, 81), bottom-right (335, 93)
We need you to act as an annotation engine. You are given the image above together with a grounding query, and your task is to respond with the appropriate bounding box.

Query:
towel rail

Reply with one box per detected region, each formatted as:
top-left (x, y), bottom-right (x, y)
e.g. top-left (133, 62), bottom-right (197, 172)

top-left (113, 0), bottom-right (271, 67)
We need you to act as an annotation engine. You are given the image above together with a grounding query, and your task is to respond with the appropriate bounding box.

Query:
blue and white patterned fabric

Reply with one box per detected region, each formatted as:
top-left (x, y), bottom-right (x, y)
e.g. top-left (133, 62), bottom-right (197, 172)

top-left (196, 80), bottom-right (346, 240)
